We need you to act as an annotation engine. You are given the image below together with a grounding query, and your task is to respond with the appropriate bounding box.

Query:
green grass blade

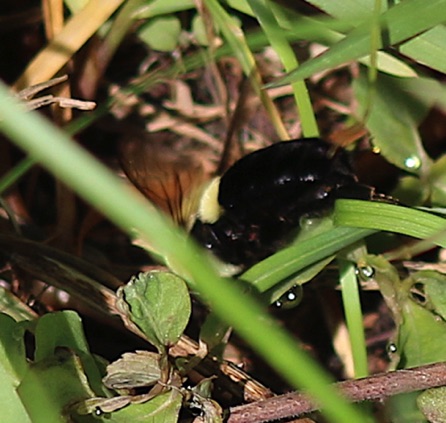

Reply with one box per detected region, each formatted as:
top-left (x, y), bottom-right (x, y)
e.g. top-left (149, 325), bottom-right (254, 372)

top-left (0, 82), bottom-right (369, 423)
top-left (334, 200), bottom-right (446, 247)
top-left (0, 157), bottom-right (36, 194)
top-left (204, 0), bottom-right (288, 139)
top-left (269, 0), bottom-right (446, 86)
top-left (399, 25), bottom-right (446, 74)
top-left (305, 0), bottom-right (385, 21)
top-left (338, 259), bottom-right (368, 378)
top-left (247, 0), bottom-right (319, 137)
top-left (242, 226), bottom-right (375, 292)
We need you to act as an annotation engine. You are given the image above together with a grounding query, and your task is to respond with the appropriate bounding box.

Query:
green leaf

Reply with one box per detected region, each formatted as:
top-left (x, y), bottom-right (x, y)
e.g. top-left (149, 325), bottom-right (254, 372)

top-left (429, 155), bottom-right (446, 207)
top-left (79, 389), bottom-right (184, 422)
top-left (388, 392), bottom-right (427, 423)
top-left (269, 0), bottom-right (446, 85)
top-left (305, 0), bottom-right (384, 21)
top-left (17, 349), bottom-right (97, 423)
top-left (361, 257), bottom-right (446, 369)
top-left (119, 271), bottom-right (191, 351)
top-left (34, 311), bottom-right (109, 396)
top-left (353, 70), bottom-right (432, 175)
top-left (110, 389), bottom-right (183, 422)
top-left (415, 271), bottom-right (446, 323)
top-left (226, 0), bottom-right (252, 15)
top-left (0, 365), bottom-right (32, 423)
top-left (133, 0), bottom-right (195, 19)
top-left (359, 51), bottom-right (417, 78)
top-left (400, 25), bottom-right (446, 74)
top-left (34, 311), bottom-right (91, 361)
top-left (0, 314), bottom-right (31, 423)
top-left (192, 15), bottom-right (210, 46)
top-left (103, 351), bottom-right (162, 390)
top-left (391, 175), bottom-right (429, 207)
top-left (0, 313), bottom-right (27, 387)
top-left (417, 386), bottom-right (446, 423)
top-left (0, 286), bottom-right (36, 322)
top-left (397, 289), bottom-right (446, 368)
top-left (138, 16), bottom-right (182, 52)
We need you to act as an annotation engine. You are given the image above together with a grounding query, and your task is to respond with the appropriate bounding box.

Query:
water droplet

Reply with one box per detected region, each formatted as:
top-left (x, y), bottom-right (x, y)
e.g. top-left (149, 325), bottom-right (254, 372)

top-left (94, 407), bottom-right (104, 416)
top-left (274, 285), bottom-right (303, 309)
top-left (387, 343), bottom-right (398, 354)
top-left (404, 155), bottom-right (421, 170)
top-left (356, 265), bottom-right (375, 280)
top-left (286, 291), bottom-right (297, 301)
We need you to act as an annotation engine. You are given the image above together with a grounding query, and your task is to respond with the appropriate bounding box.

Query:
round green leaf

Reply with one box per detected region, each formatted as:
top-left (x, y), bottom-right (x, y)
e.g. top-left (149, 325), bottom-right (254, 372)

top-left (138, 17), bottom-right (181, 52)
top-left (120, 271), bottom-right (191, 351)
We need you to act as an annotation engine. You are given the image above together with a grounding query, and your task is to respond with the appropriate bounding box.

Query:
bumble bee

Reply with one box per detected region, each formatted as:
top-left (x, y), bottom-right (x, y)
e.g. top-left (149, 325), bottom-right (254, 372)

top-left (121, 138), bottom-right (374, 271)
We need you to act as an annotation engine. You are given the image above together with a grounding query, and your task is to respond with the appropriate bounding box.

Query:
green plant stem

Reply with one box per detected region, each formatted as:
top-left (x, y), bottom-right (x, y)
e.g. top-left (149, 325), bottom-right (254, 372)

top-left (338, 259), bottom-right (368, 378)
top-left (247, 0), bottom-right (319, 137)
top-left (0, 157), bottom-right (36, 194)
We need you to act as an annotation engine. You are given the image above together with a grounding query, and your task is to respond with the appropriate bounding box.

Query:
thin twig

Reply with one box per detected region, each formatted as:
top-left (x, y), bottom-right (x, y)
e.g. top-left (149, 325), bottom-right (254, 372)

top-left (228, 361), bottom-right (446, 423)
top-left (16, 75), bottom-right (68, 100)
top-left (14, 75), bottom-right (96, 111)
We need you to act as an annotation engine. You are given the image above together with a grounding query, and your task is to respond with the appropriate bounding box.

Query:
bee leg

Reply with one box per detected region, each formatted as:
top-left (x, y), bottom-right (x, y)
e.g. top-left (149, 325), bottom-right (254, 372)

top-left (334, 184), bottom-right (398, 204)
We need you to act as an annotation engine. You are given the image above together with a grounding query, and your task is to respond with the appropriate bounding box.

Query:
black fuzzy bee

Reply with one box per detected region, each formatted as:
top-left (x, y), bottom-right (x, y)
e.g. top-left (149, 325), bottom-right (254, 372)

top-left (121, 138), bottom-right (374, 271)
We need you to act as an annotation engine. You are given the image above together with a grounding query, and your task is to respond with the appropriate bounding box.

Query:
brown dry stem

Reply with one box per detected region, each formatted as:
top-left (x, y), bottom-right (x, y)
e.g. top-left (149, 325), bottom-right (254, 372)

top-left (228, 361), bottom-right (446, 423)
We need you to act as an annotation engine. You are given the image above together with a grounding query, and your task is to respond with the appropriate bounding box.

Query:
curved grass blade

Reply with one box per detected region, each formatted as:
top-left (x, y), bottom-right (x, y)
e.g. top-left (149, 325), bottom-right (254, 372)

top-left (334, 200), bottom-right (446, 247)
top-left (242, 226), bottom-right (375, 292)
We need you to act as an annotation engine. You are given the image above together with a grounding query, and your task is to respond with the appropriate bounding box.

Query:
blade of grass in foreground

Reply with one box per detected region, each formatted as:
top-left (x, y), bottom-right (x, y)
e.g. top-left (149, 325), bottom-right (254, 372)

top-left (0, 83), bottom-right (369, 423)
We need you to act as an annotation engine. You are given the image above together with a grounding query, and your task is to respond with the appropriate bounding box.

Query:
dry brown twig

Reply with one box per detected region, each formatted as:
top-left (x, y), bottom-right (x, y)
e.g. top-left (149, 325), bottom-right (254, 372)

top-left (228, 361), bottom-right (446, 423)
top-left (15, 75), bottom-right (96, 111)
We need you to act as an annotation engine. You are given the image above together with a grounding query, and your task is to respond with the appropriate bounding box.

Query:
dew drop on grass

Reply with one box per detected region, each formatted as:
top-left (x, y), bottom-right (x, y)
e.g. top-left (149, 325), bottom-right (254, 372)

top-left (404, 155), bottom-right (421, 170)
top-left (94, 407), bottom-right (104, 417)
top-left (387, 342), bottom-right (398, 354)
top-left (274, 285), bottom-right (303, 309)
top-left (356, 265), bottom-right (375, 280)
